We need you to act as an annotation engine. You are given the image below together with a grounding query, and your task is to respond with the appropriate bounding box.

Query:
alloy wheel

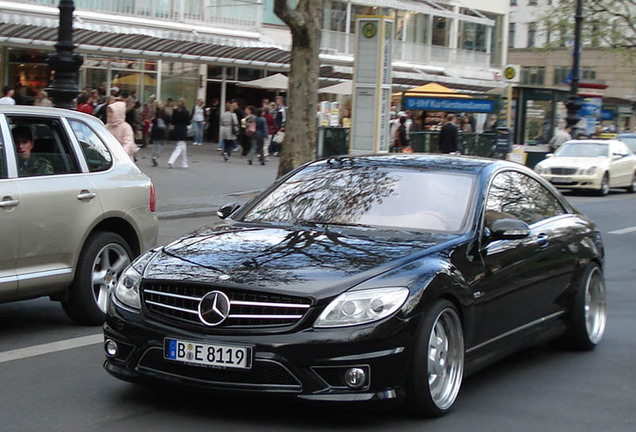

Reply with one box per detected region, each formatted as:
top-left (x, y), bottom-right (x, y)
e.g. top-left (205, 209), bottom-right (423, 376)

top-left (427, 307), bottom-right (464, 410)
top-left (584, 267), bottom-right (607, 345)
top-left (91, 243), bottom-right (131, 314)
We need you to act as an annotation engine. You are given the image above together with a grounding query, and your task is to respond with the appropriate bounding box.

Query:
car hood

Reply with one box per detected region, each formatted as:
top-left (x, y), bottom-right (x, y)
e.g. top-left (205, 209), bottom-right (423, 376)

top-left (144, 224), bottom-right (458, 299)
top-left (539, 156), bottom-right (609, 169)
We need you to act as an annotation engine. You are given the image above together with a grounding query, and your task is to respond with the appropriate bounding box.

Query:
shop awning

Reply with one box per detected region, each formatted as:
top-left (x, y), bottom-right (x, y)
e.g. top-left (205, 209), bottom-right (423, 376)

top-left (400, 83), bottom-right (472, 98)
top-left (238, 73), bottom-right (288, 90)
top-left (0, 22), bottom-right (293, 68)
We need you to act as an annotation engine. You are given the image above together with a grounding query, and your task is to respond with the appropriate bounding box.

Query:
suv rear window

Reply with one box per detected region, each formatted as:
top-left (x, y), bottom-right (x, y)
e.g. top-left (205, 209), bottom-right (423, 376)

top-left (68, 119), bottom-right (113, 172)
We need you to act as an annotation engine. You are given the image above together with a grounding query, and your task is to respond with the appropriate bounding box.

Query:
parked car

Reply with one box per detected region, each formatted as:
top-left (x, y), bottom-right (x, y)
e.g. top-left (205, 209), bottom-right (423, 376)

top-left (104, 154), bottom-right (606, 417)
top-left (0, 106), bottom-right (158, 325)
top-left (618, 133), bottom-right (636, 154)
top-left (534, 139), bottom-right (636, 195)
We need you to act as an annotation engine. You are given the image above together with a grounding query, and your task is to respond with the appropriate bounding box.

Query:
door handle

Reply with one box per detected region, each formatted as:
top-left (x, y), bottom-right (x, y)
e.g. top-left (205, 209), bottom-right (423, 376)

top-left (77, 190), bottom-right (97, 201)
top-left (0, 198), bottom-right (19, 209)
top-left (536, 233), bottom-right (549, 248)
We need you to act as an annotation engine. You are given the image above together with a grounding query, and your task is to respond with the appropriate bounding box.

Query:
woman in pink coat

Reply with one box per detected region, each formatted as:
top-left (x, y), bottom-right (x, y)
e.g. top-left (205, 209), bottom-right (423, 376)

top-left (106, 100), bottom-right (138, 160)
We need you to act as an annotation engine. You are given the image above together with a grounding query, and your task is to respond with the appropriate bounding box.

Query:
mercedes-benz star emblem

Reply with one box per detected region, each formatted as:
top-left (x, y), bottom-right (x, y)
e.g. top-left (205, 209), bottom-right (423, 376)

top-left (198, 291), bottom-right (231, 326)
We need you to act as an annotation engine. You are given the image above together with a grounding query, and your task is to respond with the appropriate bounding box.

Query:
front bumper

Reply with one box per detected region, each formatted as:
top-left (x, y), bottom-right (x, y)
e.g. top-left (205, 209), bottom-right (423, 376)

top-left (103, 297), bottom-right (418, 403)
top-left (540, 173), bottom-right (602, 190)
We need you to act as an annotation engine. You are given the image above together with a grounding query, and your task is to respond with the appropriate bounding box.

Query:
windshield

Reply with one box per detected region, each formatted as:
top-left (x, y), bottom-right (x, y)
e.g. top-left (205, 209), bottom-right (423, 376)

top-left (241, 164), bottom-right (475, 233)
top-left (555, 142), bottom-right (609, 158)
top-left (620, 137), bottom-right (636, 153)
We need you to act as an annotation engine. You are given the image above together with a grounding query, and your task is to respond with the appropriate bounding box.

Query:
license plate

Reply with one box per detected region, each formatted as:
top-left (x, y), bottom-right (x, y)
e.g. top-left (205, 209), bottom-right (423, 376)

top-left (551, 177), bottom-right (572, 184)
top-left (164, 338), bottom-right (252, 369)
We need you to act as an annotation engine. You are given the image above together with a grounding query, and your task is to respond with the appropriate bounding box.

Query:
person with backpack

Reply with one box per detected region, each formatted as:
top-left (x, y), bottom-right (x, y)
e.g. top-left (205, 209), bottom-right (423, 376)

top-left (243, 105), bottom-right (258, 165)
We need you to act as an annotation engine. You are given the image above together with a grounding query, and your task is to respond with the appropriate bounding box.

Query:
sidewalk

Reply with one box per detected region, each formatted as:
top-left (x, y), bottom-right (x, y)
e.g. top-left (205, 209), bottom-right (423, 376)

top-left (135, 142), bottom-right (280, 220)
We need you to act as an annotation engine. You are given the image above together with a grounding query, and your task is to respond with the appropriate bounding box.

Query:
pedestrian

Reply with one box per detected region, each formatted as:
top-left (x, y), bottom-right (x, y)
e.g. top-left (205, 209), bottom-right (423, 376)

top-left (140, 97), bottom-right (154, 148)
top-left (207, 97), bottom-right (220, 147)
top-left (106, 99), bottom-right (137, 160)
top-left (151, 99), bottom-right (168, 167)
top-left (254, 107), bottom-right (268, 165)
top-left (0, 85), bottom-right (16, 105)
top-left (244, 105), bottom-right (258, 165)
top-left (76, 93), bottom-right (93, 114)
top-left (396, 116), bottom-right (410, 152)
top-left (263, 103), bottom-right (276, 158)
top-left (219, 102), bottom-right (239, 161)
top-left (439, 114), bottom-right (459, 153)
top-left (483, 114), bottom-right (498, 133)
top-left (231, 99), bottom-right (246, 155)
top-left (167, 98), bottom-right (190, 169)
top-left (460, 115), bottom-right (473, 133)
top-left (271, 95), bottom-right (286, 156)
top-left (164, 98), bottom-right (175, 139)
top-left (548, 125), bottom-right (572, 153)
top-left (34, 89), bottom-right (53, 107)
top-left (191, 98), bottom-right (206, 146)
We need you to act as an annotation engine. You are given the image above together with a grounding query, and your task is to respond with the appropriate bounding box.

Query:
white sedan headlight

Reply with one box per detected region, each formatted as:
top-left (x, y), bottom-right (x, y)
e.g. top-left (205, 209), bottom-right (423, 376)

top-left (314, 287), bottom-right (409, 328)
top-left (584, 166), bottom-right (598, 175)
top-left (535, 165), bottom-right (546, 174)
top-left (114, 264), bottom-right (142, 310)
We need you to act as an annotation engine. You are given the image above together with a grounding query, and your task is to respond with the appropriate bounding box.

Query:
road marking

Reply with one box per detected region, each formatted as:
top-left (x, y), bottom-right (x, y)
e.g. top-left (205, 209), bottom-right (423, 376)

top-left (0, 334), bottom-right (102, 364)
top-left (608, 226), bottom-right (636, 235)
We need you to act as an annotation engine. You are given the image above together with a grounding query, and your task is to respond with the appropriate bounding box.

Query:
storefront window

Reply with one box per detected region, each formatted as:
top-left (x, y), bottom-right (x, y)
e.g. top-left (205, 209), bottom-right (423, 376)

top-left (237, 68), bottom-right (263, 82)
top-left (405, 13), bottom-right (430, 44)
top-left (161, 62), bottom-right (198, 106)
top-left (432, 17), bottom-right (449, 46)
top-left (6, 49), bottom-right (49, 105)
top-left (323, 0), bottom-right (347, 32)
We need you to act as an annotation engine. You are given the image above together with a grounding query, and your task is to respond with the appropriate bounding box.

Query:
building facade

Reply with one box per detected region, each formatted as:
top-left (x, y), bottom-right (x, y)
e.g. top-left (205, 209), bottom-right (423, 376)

top-left (0, 0), bottom-right (509, 111)
top-left (508, 0), bottom-right (635, 135)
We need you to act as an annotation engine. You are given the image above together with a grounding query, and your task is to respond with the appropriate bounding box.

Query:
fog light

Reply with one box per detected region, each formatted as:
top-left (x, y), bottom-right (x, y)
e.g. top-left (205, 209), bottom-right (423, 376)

top-left (344, 367), bottom-right (366, 389)
top-left (105, 339), bottom-right (118, 357)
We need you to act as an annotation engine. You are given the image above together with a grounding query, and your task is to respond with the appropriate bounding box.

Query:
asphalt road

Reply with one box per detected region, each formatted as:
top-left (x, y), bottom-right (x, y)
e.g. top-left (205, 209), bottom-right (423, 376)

top-left (1, 158), bottom-right (635, 431)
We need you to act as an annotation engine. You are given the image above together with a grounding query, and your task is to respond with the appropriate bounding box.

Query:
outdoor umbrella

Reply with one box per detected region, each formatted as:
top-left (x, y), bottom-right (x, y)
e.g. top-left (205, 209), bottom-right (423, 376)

top-left (238, 73), bottom-right (288, 91)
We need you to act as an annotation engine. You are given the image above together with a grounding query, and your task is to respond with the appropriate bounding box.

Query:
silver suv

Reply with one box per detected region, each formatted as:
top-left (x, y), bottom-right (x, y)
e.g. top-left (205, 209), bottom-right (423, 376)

top-left (0, 106), bottom-right (157, 324)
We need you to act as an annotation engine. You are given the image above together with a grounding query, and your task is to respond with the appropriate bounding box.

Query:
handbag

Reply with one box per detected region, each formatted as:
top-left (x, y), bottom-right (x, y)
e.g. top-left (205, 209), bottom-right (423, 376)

top-left (156, 117), bottom-right (167, 130)
top-left (246, 120), bottom-right (256, 137)
top-left (273, 130), bottom-right (285, 144)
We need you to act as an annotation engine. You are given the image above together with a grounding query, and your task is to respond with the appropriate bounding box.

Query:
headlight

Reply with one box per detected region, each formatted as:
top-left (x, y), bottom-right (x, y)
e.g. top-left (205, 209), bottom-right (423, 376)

top-left (534, 165), bottom-right (546, 175)
top-left (584, 166), bottom-right (598, 175)
top-left (114, 264), bottom-right (142, 309)
top-left (314, 287), bottom-right (409, 328)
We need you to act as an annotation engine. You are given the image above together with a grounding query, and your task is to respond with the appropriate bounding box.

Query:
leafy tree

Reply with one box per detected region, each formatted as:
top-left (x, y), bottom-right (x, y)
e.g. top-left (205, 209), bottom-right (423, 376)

top-left (540, 0), bottom-right (635, 56)
top-left (274, 0), bottom-right (325, 178)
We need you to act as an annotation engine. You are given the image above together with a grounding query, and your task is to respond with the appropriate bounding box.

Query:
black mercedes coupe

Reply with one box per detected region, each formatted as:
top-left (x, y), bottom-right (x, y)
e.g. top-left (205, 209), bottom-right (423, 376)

top-left (103, 154), bottom-right (606, 417)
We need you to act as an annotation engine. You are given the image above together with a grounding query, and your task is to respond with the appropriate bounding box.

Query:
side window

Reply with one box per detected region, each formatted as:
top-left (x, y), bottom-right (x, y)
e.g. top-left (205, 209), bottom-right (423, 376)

top-left (0, 134), bottom-right (6, 179)
top-left (68, 120), bottom-right (113, 172)
top-left (8, 116), bottom-right (81, 177)
top-left (486, 171), bottom-right (566, 226)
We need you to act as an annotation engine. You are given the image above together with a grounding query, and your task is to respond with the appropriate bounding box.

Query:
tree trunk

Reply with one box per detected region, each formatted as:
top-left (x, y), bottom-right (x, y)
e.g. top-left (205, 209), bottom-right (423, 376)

top-left (274, 0), bottom-right (324, 178)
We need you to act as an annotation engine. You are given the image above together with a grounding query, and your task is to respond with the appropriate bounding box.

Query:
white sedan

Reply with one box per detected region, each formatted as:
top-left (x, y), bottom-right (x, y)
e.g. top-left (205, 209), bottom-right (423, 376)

top-left (534, 139), bottom-right (636, 196)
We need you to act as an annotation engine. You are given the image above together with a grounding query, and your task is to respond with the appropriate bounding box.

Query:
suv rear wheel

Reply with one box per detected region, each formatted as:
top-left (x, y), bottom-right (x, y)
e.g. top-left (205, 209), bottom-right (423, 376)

top-left (62, 232), bottom-right (133, 325)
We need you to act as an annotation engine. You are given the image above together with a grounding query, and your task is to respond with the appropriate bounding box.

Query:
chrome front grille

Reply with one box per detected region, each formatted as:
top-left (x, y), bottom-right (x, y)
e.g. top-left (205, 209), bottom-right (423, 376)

top-left (141, 282), bottom-right (312, 328)
top-left (550, 167), bottom-right (577, 175)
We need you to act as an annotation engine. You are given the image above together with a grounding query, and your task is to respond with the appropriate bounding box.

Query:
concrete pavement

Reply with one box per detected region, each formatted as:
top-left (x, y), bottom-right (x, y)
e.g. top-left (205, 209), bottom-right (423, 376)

top-left (135, 141), bottom-right (280, 219)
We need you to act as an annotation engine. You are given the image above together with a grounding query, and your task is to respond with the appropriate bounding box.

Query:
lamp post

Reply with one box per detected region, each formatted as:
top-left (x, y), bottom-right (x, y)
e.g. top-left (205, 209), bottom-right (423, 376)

top-left (564, 0), bottom-right (583, 137)
top-left (45, 0), bottom-right (83, 109)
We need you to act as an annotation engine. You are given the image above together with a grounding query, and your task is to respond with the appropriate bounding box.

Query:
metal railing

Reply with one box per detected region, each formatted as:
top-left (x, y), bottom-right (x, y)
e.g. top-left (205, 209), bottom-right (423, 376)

top-left (21, 0), bottom-right (260, 31)
top-left (320, 30), bottom-right (491, 69)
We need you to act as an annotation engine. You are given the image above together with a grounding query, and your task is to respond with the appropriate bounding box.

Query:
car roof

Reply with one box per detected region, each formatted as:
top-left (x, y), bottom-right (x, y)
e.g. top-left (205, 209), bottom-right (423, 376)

top-left (312, 153), bottom-right (504, 175)
top-left (0, 105), bottom-right (98, 121)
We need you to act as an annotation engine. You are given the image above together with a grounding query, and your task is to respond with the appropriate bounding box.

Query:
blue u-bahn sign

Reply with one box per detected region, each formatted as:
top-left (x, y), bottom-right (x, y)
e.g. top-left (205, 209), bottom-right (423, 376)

top-left (404, 97), bottom-right (495, 113)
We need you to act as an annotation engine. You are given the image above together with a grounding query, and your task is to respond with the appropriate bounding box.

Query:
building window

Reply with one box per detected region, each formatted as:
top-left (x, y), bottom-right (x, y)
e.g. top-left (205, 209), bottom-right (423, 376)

top-left (521, 66), bottom-right (545, 85)
top-left (528, 22), bottom-right (537, 47)
top-left (508, 23), bottom-right (516, 48)
top-left (529, 0), bottom-right (538, 5)
top-left (553, 66), bottom-right (570, 85)
top-left (510, 0), bottom-right (517, 5)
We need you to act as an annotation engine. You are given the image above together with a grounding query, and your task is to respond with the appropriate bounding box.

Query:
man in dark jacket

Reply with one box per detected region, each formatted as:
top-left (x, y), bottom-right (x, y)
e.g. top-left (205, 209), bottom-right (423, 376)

top-left (439, 114), bottom-right (459, 153)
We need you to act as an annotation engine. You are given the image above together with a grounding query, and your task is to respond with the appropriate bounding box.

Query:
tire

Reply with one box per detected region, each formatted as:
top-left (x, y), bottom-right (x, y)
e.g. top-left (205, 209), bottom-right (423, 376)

top-left (597, 173), bottom-right (610, 196)
top-left (407, 299), bottom-right (464, 417)
top-left (62, 232), bottom-right (133, 325)
top-left (568, 263), bottom-right (607, 351)
top-left (625, 172), bottom-right (636, 193)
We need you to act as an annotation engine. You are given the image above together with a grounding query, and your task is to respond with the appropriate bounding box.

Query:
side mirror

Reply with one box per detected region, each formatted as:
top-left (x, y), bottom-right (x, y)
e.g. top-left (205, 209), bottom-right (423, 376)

top-left (612, 153), bottom-right (624, 160)
top-left (488, 217), bottom-right (530, 240)
top-left (217, 202), bottom-right (241, 219)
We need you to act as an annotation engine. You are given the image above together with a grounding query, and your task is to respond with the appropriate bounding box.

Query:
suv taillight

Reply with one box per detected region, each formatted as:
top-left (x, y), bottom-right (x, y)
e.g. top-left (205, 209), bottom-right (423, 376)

top-left (149, 182), bottom-right (156, 213)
